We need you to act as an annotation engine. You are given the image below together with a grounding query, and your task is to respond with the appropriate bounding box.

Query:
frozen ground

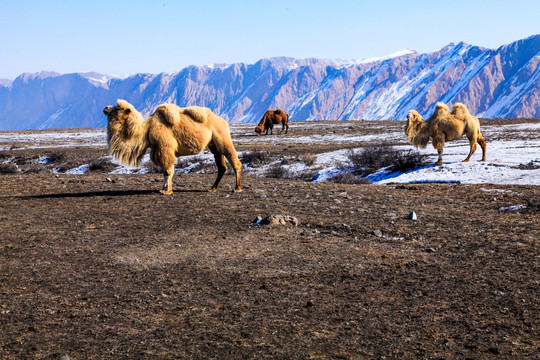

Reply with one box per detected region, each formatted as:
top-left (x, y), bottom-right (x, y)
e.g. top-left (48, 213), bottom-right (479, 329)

top-left (1, 120), bottom-right (539, 185)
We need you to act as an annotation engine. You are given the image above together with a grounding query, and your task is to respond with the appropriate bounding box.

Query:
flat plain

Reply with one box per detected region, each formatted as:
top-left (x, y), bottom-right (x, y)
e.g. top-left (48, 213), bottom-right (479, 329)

top-left (0, 119), bottom-right (539, 359)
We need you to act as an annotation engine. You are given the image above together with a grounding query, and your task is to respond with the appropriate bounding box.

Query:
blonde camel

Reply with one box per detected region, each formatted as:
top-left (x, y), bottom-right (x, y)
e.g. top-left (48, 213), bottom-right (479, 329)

top-left (103, 100), bottom-right (242, 194)
top-left (404, 102), bottom-right (487, 165)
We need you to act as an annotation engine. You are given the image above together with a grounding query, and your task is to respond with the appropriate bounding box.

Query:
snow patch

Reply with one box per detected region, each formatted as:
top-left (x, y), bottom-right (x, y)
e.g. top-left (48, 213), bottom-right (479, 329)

top-left (335, 49), bottom-right (417, 66)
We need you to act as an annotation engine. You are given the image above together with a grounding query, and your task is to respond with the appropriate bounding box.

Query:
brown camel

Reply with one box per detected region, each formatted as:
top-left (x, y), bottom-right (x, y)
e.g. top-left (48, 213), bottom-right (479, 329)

top-left (255, 109), bottom-right (289, 135)
top-left (405, 102), bottom-right (487, 165)
top-left (103, 99), bottom-right (242, 194)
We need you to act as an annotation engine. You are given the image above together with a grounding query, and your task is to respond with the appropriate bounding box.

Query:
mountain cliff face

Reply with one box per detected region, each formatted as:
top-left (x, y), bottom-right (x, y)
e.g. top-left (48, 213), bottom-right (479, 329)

top-left (0, 35), bottom-right (538, 130)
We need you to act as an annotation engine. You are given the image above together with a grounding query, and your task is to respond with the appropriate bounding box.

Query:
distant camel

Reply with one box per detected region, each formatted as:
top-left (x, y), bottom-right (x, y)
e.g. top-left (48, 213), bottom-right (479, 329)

top-left (405, 102), bottom-right (487, 165)
top-left (103, 100), bottom-right (242, 194)
top-left (255, 109), bottom-right (289, 135)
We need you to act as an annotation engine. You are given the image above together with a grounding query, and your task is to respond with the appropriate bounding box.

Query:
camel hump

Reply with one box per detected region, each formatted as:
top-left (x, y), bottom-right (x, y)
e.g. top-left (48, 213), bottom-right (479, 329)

top-left (451, 103), bottom-right (471, 119)
top-left (435, 102), bottom-right (450, 113)
top-left (431, 102), bottom-right (450, 118)
top-left (153, 105), bottom-right (210, 125)
top-left (181, 106), bottom-right (209, 123)
top-left (153, 104), bottom-right (182, 125)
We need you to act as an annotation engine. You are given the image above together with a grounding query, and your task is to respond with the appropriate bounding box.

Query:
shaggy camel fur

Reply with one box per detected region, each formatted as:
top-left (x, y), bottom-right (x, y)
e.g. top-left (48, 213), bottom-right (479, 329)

top-left (255, 109), bottom-right (289, 135)
top-left (405, 102), bottom-right (487, 165)
top-left (103, 100), bottom-right (242, 194)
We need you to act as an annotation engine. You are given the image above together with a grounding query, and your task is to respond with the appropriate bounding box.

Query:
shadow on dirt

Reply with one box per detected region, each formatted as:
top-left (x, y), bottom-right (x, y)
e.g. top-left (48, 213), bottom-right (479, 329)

top-left (25, 189), bottom-right (207, 199)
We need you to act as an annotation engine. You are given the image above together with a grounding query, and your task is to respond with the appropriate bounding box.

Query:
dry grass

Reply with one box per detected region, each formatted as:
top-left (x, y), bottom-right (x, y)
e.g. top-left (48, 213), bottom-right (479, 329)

top-left (0, 163), bottom-right (19, 174)
top-left (348, 144), bottom-right (428, 176)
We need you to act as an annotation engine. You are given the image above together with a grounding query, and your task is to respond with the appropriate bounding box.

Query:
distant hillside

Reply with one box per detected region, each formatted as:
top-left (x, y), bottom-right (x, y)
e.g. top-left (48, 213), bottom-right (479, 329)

top-left (0, 35), bottom-right (538, 130)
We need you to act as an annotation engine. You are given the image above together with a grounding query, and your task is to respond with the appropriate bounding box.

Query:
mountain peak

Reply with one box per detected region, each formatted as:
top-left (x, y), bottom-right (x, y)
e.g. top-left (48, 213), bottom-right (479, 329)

top-left (334, 49), bottom-right (418, 67)
top-left (0, 35), bottom-right (537, 130)
top-left (17, 71), bottom-right (61, 82)
top-left (0, 78), bottom-right (12, 87)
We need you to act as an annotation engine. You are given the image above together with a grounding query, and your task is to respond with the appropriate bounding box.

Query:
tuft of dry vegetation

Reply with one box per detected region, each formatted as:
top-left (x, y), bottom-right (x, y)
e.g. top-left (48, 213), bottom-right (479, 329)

top-left (88, 157), bottom-right (117, 172)
top-left (265, 163), bottom-right (290, 179)
top-left (327, 172), bottom-right (371, 184)
top-left (0, 162), bottom-right (19, 174)
top-left (347, 144), bottom-right (428, 176)
top-left (302, 152), bottom-right (316, 166)
top-left (240, 150), bottom-right (275, 167)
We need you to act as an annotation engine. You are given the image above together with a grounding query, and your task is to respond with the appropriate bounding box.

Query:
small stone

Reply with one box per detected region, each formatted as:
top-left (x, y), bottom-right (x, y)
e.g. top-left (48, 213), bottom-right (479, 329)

top-left (106, 177), bottom-right (112, 182)
top-left (254, 215), bottom-right (299, 226)
top-left (371, 229), bottom-right (383, 237)
top-left (407, 211), bottom-right (417, 220)
top-left (425, 248), bottom-right (436, 253)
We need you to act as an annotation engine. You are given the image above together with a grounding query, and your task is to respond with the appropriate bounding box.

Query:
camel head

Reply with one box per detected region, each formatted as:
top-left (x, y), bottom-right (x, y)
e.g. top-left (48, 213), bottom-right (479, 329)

top-left (103, 99), bottom-right (142, 127)
top-left (404, 110), bottom-right (424, 143)
top-left (103, 99), bottom-right (146, 140)
top-left (103, 100), bottom-right (148, 168)
top-left (254, 123), bottom-right (264, 135)
top-left (255, 110), bottom-right (273, 135)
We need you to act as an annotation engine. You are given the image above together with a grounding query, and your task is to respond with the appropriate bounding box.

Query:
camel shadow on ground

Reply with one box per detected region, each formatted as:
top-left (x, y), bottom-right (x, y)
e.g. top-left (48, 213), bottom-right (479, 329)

top-left (25, 189), bottom-right (207, 199)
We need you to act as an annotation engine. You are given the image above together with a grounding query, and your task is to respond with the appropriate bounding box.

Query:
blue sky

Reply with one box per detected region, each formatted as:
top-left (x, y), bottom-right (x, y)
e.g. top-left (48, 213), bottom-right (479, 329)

top-left (0, 0), bottom-right (538, 79)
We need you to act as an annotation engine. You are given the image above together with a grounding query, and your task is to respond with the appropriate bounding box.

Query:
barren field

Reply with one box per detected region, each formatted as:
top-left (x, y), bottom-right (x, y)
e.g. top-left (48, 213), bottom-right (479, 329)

top-left (0, 119), bottom-right (539, 359)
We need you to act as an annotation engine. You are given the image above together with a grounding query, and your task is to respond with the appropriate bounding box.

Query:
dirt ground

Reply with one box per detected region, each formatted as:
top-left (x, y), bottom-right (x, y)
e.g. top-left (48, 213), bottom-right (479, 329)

top-left (1, 169), bottom-right (539, 359)
top-left (1, 118), bottom-right (540, 359)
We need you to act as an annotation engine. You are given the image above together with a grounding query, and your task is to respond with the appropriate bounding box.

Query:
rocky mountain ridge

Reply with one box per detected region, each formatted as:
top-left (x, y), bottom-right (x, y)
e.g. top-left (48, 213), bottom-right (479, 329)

top-left (0, 35), bottom-right (538, 130)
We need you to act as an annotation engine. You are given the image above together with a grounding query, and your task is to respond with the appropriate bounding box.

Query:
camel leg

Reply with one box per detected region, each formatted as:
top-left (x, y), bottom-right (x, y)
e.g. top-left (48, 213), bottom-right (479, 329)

top-left (279, 122), bottom-right (284, 135)
top-left (436, 148), bottom-right (444, 166)
top-left (433, 136), bottom-right (444, 166)
top-left (222, 148), bottom-right (242, 192)
top-left (151, 147), bottom-right (177, 195)
top-left (227, 153), bottom-right (242, 192)
top-left (478, 134), bottom-right (487, 161)
top-left (208, 147), bottom-right (227, 192)
top-left (463, 141), bottom-right (477, 162)
top-left (463, 131), bottom-right (478, 162)
top-left (160, 165), bottom-right (175, 195)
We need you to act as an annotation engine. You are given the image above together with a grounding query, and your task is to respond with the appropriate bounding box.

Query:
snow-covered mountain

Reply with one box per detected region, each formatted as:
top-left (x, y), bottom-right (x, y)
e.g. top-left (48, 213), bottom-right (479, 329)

top-left (0, 35), bottom-right (538, 130)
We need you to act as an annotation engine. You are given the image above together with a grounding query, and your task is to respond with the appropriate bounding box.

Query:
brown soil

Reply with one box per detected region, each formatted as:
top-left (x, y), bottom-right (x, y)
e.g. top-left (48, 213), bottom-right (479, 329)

top-left (1, 170), bottom-right (539, 359)
top-left (1, 118), bottom-right (539, 359)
